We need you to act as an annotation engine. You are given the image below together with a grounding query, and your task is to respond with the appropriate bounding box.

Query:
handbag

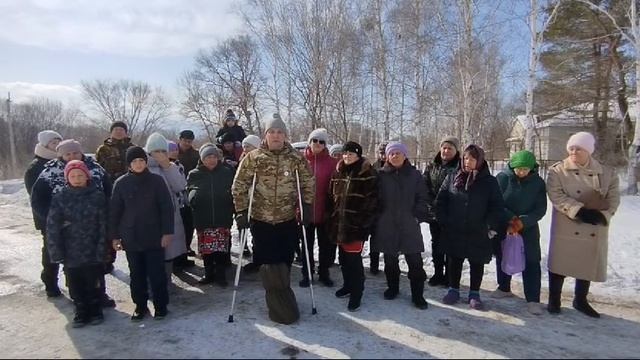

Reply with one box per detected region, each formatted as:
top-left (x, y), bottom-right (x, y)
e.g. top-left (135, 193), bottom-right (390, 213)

top-left (501, 233), bottom-right (525, 276)
top-left (197, 228), bottom-right (231, 255)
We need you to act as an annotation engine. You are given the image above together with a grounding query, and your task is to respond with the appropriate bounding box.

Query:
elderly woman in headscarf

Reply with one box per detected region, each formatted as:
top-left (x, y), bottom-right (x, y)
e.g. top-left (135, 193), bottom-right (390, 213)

top-left (546, 132), bottom-right (620, 318)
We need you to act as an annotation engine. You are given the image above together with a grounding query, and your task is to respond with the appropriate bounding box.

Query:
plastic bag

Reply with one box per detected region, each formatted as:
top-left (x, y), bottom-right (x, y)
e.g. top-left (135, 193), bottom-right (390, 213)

top-left (501, 233), bottom-right (525, 275)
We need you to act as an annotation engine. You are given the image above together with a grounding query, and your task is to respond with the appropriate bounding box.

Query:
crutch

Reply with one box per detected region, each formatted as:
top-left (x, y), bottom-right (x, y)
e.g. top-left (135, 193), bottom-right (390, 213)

top-left (228, 172), bottom-right (257, 323)
top-left (295, 169), bottom-right (318, 315)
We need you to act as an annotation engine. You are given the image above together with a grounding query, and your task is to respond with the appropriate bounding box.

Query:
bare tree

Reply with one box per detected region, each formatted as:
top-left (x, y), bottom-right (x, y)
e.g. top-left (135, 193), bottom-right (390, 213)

top-left (179, 71), bottom-right (230, 141)
top-left (81, 79), bottom-right (171, 139)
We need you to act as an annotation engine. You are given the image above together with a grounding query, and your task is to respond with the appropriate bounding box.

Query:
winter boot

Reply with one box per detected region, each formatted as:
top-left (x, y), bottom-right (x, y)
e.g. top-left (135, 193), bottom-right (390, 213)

top-left (442, 288), bottom-right (461, 305)
top-left (383, 267), bottom-right (400, 300)
top-left (369, 252), bottom-right (380, 275)
top-left (88, 301), bottom-right (104, 325)
top-left (72, 303), bottom-right (89, 328)
top-left (547, 272), bottom-right (564, 314)
top-left (336, 263), bottom-right (351, 298)
top-left (410, 280), bottom-right (429, 310)
top-left (348, 292), bottom-right (363, 312)
top-left (198, 266), bottom-right (215, 285)
top-left (260, 264), bottom-right (300, 325)
top-left (573, 280), bottom-right (600, 318)
top-left (468, 291), bottom-right (484, 310)
top-left (154, 305), bottom-right (169, 320)
top-left (131, 305), bottom-right (149, 322)
top-left (214, 262), bottom-right (228, 288)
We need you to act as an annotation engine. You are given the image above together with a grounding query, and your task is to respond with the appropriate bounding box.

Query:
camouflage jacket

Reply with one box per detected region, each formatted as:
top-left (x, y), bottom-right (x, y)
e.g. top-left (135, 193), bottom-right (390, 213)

top-left (232, 143), bottom-right (314, 224)
top-left (96, 137), bottom-right (136, 182)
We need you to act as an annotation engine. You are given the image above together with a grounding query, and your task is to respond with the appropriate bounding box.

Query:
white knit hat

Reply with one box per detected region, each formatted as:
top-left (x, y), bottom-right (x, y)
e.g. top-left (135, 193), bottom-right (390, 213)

top-left (242, 135), bottom-right (261, 149)
top-left (145, 132), bottom-right (169, 153)
top-left (308, 128), bottom-right (329, 143)
top-left (566, 132), bottom-right (596, 155)
top-left (37, 130), bottom-right (62, 147)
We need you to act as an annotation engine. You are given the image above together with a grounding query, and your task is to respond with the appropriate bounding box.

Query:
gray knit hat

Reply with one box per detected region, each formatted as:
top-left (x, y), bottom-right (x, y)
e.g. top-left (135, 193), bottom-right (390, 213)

top-left (440, 136), bottom-right (460, 151)
top-left (199, 143), bottom-right (222, 160)
top-left (264, 113), bottom-right (287, 135)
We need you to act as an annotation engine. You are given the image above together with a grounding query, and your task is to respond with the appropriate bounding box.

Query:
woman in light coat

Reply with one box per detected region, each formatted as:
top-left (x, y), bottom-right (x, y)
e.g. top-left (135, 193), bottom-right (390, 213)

top-left (546, 132), bottom-right (620, 318)
top-left (145, 133), bottom-right (188, 284)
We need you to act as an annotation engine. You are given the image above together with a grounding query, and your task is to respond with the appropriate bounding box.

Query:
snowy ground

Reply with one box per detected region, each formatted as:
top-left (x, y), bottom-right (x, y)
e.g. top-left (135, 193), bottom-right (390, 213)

top-left (1, 178), bottom-right (639, 359)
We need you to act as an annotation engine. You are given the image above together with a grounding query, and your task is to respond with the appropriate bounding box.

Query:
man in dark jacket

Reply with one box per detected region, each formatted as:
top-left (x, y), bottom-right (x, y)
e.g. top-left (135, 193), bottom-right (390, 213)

top-left (178, 129), bottom-right (200, 257)
top-left (186, 144), bottom-right (235, 286)
top-left (31, 139), bottom-right (113, 303)
top-left (95, 121), bottom-right (135, 270)
top-left (423, 136), bottom-right (460, 287)
top-left (24, 130), bottom-right (62, 195)
top-left (369, 141), bottom-right (388, 275)
top-left (110, 146), bottom-right (175, 321)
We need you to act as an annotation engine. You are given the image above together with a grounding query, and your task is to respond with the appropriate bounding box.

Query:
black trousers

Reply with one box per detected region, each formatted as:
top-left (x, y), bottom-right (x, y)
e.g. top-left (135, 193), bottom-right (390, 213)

top-left (384, 253), bottom-right (427, 287)
top-left (548, 272), bottom-right (592, 300)
top-left (40, 232), bottom-right (60, 291)
top-left (448, 256), bottom-right (484, 292)
top-left (339, 246), bottom-right (365, 295)
top-left (251, 220), bottom-right (299, 266)
top-left (65, 264), bottom-right (102, 315)
top-left (429, 223), bottom-right (447, 273)
top-left (125, 249), bottom-right (168, 308)
top-left (202, 252), bottom-right (229, 275)
top-left (301, 223), bottom-right (336, 278)
top-left (180, 206), bottom-right (195, 251)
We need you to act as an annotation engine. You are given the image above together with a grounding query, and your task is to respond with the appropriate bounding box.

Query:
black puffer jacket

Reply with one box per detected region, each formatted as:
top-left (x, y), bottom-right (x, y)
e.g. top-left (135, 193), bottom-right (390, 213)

top-left (423, 152), bottom-right (460, 222)
top-left (372, 160), bottom-right (429, 254)
top-left (46, 185), bottom-right (108, 268)
top-left (109, 169), bottom-right (174, 252)
top-left (186, 163), bottom-right (235, 230)
top-left (435, 161), bottom-right (506, 264)
top-left (24, 156), bottom-right (50, 196)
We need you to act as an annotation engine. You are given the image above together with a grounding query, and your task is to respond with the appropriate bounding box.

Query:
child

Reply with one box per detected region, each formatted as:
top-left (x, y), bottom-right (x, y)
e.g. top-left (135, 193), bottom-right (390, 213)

top-left (47, 160), bottom-right (107, 328)
top-left (110, 146), bottom-right (175, 321)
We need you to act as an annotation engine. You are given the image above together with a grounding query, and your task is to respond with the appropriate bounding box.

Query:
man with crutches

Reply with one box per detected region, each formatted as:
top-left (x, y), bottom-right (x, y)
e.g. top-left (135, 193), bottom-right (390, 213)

top-left (231, 113), bottom-right (315, 324)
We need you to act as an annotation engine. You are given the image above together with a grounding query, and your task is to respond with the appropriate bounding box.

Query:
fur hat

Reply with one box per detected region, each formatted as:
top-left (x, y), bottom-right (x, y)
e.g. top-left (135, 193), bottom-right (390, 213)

top-left (64, 160), bottom-right (90, 183)
top-left (308, 128), bottom-right (329, 144)
top-left (145, 132), bottom-right (168, 153)
top-left (343, 141), bottom-right (363, 157)
top-left (385, 142), bottom-right (408, 158)
top-left (440, 136), bottom-right (460, 151)
top-left (566, 132), bottom-right (596, 155)
top-left (110, 121), bottom-right (128, 133)
top-left (264, 113), bottom-right (287, 135)
top-left (56, 139), bottom-right (82, 157)
top-left (37, 130), bottom-right (62, 147)
top-left (199, 143), bottom-right (222, 160)
top-left (242, 135), bottom-right (261, 149)
top-left (126, 146), bottom-right (148, 164)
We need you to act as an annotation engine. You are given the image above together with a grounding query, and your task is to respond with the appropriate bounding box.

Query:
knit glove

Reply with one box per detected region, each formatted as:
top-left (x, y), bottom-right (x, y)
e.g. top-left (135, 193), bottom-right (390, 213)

top-left (576, 207), bottom-right (608, 226)
top-left (235, 210), bottom-right (250, 229)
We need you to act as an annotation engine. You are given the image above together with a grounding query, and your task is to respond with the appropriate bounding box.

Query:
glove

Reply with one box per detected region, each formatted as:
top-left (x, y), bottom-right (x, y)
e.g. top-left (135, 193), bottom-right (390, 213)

top-left (507, 217), bottom-right (524, 234)
top-left (575, 207), bottom-right (608, 226)
top-left (301, 203), bottom-right (313, 226)
top-left (235, 210), bottom-right (250, 229)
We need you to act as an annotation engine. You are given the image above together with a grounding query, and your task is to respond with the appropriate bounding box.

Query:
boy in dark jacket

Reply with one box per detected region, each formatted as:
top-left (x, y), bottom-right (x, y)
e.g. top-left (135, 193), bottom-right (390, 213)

top-left (47, 160), bottom-right (107, 328)
top-left (187, 144), bottom-right (235, 286)
top-left (110, 146), bottom-right (175, 321)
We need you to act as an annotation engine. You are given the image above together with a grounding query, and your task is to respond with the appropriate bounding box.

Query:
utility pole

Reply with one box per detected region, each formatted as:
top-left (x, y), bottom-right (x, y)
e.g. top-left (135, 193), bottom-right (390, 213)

top-left (6, 92), bottom-right (17, 174)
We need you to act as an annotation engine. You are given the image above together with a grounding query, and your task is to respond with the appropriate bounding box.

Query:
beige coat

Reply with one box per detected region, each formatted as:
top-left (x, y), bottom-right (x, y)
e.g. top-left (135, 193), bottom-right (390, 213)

top-left (547, 158), bottom-right (620, 282)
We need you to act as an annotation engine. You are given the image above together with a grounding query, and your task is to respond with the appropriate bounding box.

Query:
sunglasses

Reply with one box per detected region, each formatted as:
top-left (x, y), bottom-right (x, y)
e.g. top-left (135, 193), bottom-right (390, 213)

top-left (311, 139), bottom-right (326, 145)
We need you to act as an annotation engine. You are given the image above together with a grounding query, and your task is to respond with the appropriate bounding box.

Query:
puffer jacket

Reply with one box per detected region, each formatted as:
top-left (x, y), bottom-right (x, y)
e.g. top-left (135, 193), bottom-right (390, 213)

top-left (187, 162), bottom-right (235, 230)
top-left (305, 147), bottom-right (338, 224)
top-left (232, 142), bottom-right (314, 224)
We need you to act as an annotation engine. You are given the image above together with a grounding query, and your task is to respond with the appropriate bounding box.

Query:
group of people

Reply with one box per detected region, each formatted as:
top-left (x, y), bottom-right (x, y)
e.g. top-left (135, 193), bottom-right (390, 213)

top-left (24, 109), bottom-right (619, 327)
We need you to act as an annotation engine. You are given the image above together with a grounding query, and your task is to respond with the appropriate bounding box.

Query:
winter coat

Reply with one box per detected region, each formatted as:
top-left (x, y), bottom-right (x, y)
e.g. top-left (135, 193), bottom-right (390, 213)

top-left (109, 169), bottom-right (174, 252)
top-left (178, 146), bottom-right (200, 178)
top-left (423, 152), bottom-right (460, 222)
top-left (327, 158), bottom-right (378, 244)
top-left (372, 160), bottom-right (429, 255)
top-left (305, 147), bottom-right (338, 224)
top-left (95, 137), bottom-right (136, 183)
top-left (31, 156), bottom-right (111, 231)
top-left (233, 142), bottom-right (314, 224)
top-left (25, 157), bottom-right (50, 196)
top-left (372, 159), bottom-right (385, 171)
top-left (216, 125), bottom-right (247, 144)
top-left (148, 157), bottom-right (188, 260)
top-left (436, 161), bottom-right (506, 264)
top-left (46, 186), bottom-right (107, 268)
top-left (546, 157), bottom-right (620, 282)
top-left (187, 163), bottom-right (235, 230)
top-left (496, 164), bottom-right (547, 263)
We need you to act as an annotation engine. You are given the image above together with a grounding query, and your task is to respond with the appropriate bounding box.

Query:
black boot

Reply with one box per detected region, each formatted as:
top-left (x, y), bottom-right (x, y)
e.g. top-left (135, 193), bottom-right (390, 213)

top-left (547, 272), bottom-right (564, 314)
top-left (214, 262), bottom-right (228, 287)
top-left (573, 280), bottom-right (600, 318)
top-left (348, 292), bottom-right (362, 312)
top-left (410, 280), bottom-right (429, 310)
top-left (89, 301), bottom-right (104, 325)
top-left (131, 305), bottom-right (149, 322)
top-left (336, 262), bottom-right (351, 298)
top-left (318, 269), bottom-right (334, 287)
top-left (384, 261), bottom-right (400, 300)
top-left (72, 303), bottom-right (89, 328)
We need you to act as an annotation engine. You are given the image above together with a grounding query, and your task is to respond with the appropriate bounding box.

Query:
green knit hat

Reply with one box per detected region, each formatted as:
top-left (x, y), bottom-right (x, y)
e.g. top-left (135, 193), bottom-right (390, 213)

top-left (510, 150), bottom-right (536, 170)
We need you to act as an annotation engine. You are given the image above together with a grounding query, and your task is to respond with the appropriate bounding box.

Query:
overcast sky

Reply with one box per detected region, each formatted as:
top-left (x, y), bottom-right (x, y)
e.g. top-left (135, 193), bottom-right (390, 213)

top-left (0, 0), bottom-right (243, 106)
